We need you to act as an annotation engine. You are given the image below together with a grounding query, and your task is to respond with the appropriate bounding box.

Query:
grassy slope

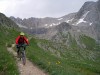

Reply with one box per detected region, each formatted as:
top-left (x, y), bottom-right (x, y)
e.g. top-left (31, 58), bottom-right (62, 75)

top-left (0, 26), bottom-right (19, 75)
top-left (26, 36), bottom-right (100, 75)
top-left (1, 24), bottom-right (98, 75)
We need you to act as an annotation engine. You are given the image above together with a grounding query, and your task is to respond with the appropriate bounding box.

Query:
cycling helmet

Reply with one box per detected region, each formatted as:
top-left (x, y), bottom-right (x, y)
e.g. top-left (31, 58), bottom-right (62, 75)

top-left (20, 32), bottom-right (25, 36)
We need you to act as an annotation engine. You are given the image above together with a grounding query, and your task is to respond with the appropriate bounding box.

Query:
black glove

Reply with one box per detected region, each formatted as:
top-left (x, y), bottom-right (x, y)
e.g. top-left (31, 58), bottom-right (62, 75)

top-left (16, 44), bottom-right (19, 48)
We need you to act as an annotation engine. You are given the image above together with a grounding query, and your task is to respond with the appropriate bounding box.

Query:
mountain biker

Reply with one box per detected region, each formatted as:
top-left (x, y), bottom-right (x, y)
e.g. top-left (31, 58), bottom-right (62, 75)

top-left (15, 32), bottom-right (29, 57)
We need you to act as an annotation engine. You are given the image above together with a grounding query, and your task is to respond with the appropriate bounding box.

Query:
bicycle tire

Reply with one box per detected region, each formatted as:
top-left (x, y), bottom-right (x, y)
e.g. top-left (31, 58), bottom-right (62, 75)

top-left (22, 51), bottom-right (26, 65)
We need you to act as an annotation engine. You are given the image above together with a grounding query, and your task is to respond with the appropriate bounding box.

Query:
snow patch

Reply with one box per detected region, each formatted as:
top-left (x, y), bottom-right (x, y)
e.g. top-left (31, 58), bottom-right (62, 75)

top-left (76, 18), bottom-right (87, 25)
top-left (50, 24), bottom-right (53, 27)
top-left (52, 23), bottom-right (56, 26)
top-left (82, 11), bottom-right (90, 19)
top-left (76, 11), bottom-right (90, 25)
top-left (66, 18), bottom-right (74, 23)
top-left (44, 22), bottom-right (61, 28)
top-left (58, 18), bottom-right (63, 20)
top-left (90, 23), bottom-right (92, 26)
top-left (67, 20), bottom-right (70, 23)
top-left (50, 23), bottom-right (59, 27)
top-left (17, 23), bottom-right (28, 28)
top-left (45, 22), bottom-right (61, 28)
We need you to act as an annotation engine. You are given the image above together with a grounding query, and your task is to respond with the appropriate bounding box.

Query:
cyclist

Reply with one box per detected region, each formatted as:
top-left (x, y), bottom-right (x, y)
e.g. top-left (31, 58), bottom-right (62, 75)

top-left (15, 32), bottom-right (29, 57)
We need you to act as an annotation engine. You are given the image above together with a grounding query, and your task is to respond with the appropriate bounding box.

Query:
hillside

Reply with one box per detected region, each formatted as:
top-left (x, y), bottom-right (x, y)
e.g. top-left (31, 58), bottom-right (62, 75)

top-left (0, 13), bottom-right (20, 75)
top-left (26, 37), bottom-right (100, 75)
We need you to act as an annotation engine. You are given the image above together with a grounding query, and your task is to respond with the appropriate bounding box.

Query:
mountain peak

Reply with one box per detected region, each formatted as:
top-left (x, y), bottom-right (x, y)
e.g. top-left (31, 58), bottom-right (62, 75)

top-left (97, 0), bottom-right (100, 11)
top-left (0, 13), bottom-right (18, 28)
top-left (74, 1), bottom-right (96, 20)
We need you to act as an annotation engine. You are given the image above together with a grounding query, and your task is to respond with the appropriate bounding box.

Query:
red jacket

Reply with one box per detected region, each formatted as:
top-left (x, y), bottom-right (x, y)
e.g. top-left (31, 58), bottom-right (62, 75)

top-left (15, 36), bottom-right (29, 45)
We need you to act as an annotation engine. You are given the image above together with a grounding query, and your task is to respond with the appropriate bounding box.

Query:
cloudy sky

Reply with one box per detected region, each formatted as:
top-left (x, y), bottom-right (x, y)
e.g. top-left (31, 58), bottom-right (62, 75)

top-left (0, 0), bottom-right (97, 18)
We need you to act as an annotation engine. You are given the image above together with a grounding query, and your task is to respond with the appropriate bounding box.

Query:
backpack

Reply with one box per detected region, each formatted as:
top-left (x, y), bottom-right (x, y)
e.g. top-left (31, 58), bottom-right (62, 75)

top-left (18, 37), bottom-right (25, 44)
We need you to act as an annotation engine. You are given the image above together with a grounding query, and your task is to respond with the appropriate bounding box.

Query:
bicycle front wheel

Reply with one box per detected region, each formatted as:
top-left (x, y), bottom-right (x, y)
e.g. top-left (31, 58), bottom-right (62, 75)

top-left (22, 51), bottom-right (26, 65)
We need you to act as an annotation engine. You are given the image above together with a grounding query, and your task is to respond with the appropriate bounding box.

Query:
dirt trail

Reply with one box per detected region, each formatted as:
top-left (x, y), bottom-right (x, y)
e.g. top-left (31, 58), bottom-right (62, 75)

top-left (7, 46), bottom-right (48, 75)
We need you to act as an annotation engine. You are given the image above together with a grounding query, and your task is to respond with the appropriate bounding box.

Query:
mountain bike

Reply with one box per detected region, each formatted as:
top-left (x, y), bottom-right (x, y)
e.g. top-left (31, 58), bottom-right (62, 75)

top-left (18, 44), bottom-right (28, 65)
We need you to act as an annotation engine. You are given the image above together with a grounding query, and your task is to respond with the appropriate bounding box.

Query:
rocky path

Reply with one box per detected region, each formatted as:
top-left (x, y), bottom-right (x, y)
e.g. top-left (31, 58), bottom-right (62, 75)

top-left (7, 46), bottom-right (48, 75)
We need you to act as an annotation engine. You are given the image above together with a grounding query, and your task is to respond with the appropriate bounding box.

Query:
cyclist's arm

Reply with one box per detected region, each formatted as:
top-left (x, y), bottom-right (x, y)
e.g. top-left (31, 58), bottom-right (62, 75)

top-left (15, 36), bottom-right (20, 44)
top-left (24, 37), bottom-right (29, 45)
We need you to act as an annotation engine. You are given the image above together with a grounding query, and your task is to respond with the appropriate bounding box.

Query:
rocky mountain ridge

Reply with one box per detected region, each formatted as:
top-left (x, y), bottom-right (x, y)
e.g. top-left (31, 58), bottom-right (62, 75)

top-left (10, 12), bottom-right (76, 29)
top-left (0, 13), bottom-right (18, 28)
top-left (10, 0), bottom-right (100, 43)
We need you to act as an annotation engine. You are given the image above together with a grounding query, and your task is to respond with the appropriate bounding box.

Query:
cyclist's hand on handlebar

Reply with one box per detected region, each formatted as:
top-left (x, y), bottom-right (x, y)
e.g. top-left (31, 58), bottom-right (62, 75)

top-left (16, 44), bottom-right (19, 47)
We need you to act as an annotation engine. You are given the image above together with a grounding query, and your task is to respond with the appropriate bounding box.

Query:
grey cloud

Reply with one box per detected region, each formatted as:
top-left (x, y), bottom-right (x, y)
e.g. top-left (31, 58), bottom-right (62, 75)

top-left (3, 0), bottom-right (98, 18)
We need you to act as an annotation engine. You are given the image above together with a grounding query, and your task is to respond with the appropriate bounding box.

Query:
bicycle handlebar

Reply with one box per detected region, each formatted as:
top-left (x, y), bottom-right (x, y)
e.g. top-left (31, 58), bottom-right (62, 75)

top-left (17, 44), bottom-right (28, 47)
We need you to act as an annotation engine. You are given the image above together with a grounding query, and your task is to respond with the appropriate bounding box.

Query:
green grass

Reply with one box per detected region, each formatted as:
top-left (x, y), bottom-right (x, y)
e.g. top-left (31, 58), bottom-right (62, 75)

top-left (0, 26), bottom-right (19, 75)
top-left (0, 45), bottom-right (19, 75)
top-left (79, 35), bottom-right (98, 50)
top-left (26, 37), bottom-right (100, 75)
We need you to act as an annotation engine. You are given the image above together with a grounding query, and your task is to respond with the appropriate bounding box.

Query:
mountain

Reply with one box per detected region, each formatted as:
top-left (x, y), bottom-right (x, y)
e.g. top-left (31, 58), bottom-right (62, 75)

top-left (0, 13), bottom-right (18, 28)
top-left (69, 0), bottom-right (100, 41)
top-left (46, 0), bottom-right (100, 43)
top-left (10, 0), bottom-right (100, 43)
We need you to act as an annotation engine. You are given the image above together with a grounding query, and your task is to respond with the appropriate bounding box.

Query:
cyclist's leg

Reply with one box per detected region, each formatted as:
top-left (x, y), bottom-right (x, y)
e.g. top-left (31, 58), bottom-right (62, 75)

top-left (16, 46), bottom-right (20, 57)
top-left (24, 46), bottom-right (26, 50)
